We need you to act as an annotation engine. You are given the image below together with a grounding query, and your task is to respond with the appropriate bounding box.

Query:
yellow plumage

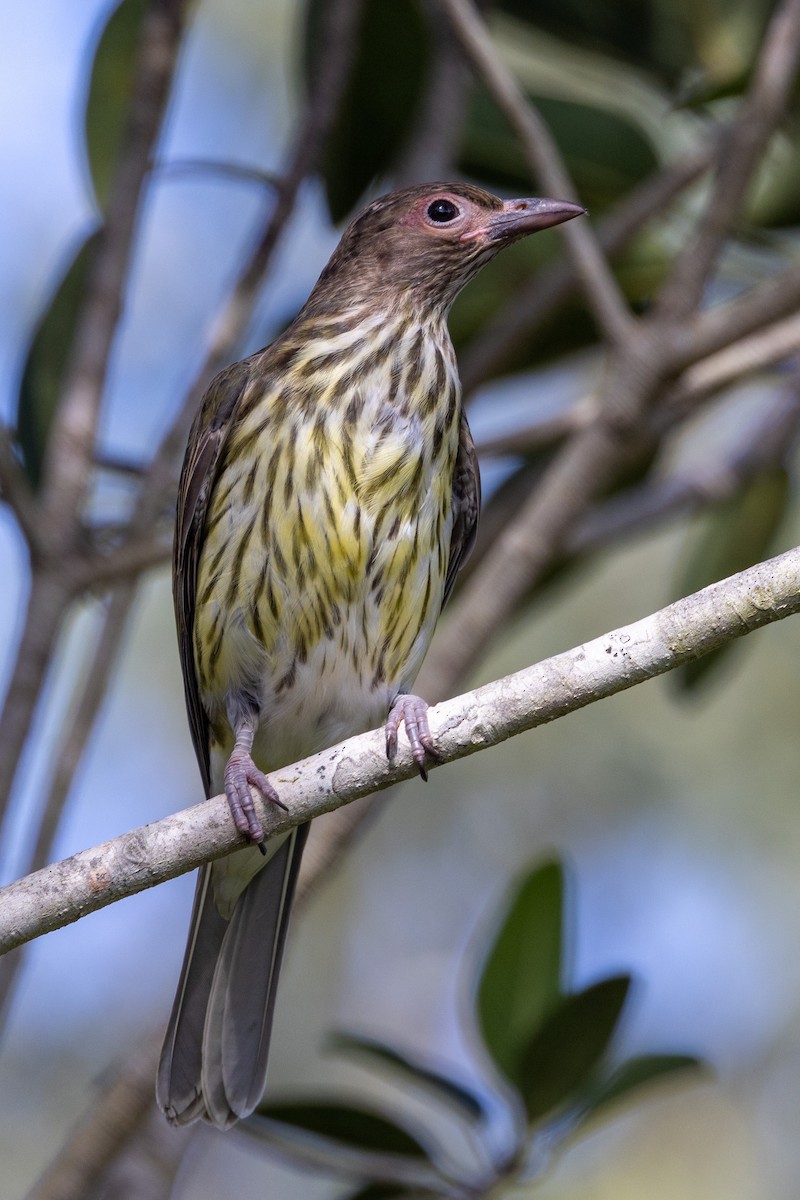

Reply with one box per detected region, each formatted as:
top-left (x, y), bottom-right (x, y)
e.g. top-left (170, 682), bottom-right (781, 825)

top-left (193, 308), bottom-right (460, 773)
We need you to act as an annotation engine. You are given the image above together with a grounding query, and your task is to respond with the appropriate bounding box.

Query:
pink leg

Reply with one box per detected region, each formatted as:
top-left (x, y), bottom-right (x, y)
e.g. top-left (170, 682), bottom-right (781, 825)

top-left (385, 693), bottom-right (443, 781)
top-left (224, 720), bottom-right (286, 849)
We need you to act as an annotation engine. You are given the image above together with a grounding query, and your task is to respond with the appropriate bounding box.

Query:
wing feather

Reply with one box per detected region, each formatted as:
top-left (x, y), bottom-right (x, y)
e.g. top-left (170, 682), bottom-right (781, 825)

top-left (173, 360), bottom-right (254, 793)
top-left (442, 411), bottom-right (480, 609)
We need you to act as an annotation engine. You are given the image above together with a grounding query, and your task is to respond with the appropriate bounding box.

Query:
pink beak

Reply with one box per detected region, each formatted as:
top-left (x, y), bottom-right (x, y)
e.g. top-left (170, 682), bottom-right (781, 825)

top-left (476, 196), bottom-right (586, 242)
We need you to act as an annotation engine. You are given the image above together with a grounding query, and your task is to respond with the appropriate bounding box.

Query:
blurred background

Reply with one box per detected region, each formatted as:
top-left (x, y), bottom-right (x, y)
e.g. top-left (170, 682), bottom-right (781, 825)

top-left (2, 0), bottom-right (800, 1196)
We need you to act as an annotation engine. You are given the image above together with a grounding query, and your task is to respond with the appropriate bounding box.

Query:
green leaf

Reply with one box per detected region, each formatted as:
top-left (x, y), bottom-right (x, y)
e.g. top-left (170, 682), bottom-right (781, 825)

top-left (17, 232), bottom-right (101, 489)
top-left (582, 1053), bottom-right (704, 1120)
top-left (672, 467), bottom-right (790, 692)
top-left (476, 859), bottom-right (564, 1089)
top-left (330, 1032), bottom-right (487, 1122)
top-left (518, 975), bottom-right (631, 1121)
top-left (85, 0), bottom-right (149, 211)
top-left (254, 1101), bottom-right (431, 1160)
top-left (304, 0), bottom-right (432, 221)
top-left (459, 86), bottom-right (659, 214)
top-left (492, 0), bottom-right (693, 84)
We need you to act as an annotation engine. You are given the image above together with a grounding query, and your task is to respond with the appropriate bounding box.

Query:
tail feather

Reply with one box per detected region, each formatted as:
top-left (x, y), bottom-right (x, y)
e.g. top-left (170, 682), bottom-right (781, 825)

top-left (157, 825), bottom-right (309, 1127)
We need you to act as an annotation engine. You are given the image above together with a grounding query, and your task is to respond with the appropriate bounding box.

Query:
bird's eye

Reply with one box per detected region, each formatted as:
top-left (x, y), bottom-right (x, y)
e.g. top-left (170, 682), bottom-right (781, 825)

top-left (426, 198), bottom-right (459, 223)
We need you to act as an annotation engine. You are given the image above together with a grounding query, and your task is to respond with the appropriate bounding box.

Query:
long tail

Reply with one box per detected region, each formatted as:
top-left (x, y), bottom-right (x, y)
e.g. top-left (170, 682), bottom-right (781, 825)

top-left (157, 824), bottom-right (309, 1127)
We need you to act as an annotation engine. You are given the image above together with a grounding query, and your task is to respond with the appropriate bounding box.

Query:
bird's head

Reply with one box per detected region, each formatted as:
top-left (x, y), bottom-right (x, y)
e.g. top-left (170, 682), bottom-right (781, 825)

top-left (308, 182), bottom-right (586, 317)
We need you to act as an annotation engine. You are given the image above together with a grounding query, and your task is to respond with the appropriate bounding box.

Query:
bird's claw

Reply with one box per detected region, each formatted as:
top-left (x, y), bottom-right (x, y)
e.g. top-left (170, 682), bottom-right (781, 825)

top-left (224, 750), bottom-right (287, 849)
top-left (385, 693), bottom-right (442, 781)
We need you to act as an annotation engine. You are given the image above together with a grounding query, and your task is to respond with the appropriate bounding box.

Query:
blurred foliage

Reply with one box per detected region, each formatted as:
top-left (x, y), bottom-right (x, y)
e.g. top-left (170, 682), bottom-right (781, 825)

top-left (495, 0), bottom-right (772, 94)
top-left (85, 0), bottom-right (149, 210)
top-left (244, 859), bottom-right (700, 1196)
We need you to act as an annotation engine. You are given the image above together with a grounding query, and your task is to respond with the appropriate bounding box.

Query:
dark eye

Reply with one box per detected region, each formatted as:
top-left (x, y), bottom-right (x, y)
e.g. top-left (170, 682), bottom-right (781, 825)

top-left (427, 198), bottom-right (459, 223)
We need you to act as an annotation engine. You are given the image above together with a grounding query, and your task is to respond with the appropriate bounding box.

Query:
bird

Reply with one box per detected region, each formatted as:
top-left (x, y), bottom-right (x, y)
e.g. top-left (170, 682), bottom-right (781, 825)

top-left (156, 182), bottom-right (584, 1128)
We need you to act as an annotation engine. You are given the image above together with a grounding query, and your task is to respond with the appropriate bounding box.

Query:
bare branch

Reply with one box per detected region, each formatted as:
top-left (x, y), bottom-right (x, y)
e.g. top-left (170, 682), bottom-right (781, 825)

top-left (2, 545), bottom-right (799, 955)
top-left (77, 532), bottom-right (171, 588)
top-left (0, 586), bottom-right (139, 1027)
top-left (0, 573), bottom-right (72, 825)
top-left (439, 0), bottom-right (634, 345)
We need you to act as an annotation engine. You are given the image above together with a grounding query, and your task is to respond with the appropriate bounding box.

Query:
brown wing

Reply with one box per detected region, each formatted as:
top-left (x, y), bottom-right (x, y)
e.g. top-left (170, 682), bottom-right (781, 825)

top-left (442, 410), bottom-right (481, 609)
top-left (173, 359), bottom-right (254, 794)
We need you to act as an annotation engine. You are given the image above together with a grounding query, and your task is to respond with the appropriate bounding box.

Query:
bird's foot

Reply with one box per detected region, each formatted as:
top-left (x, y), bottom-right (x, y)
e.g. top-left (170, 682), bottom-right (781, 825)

top-left (385, 693), bottom-right (443, 782)
top-left (224, 749), bottom-right (287, 850)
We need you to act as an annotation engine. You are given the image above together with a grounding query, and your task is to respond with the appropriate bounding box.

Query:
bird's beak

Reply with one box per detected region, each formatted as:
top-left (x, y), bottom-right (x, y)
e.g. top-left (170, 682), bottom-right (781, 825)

top-left (469, 197), bottom-right (586, 242)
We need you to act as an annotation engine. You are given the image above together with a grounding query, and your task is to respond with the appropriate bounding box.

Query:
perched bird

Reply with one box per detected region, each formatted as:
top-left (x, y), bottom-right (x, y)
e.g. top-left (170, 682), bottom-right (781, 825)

top-left (157, 182), bottom-right (584, 1128)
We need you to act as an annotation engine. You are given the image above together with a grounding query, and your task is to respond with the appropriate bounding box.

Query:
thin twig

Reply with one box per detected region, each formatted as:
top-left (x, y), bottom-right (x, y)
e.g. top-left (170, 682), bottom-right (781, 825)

top-left (77, 532), bottom-right (172, 588)
top-left (0, 587), bottom-right (138, 1027)
top-left (439, 0), bottom-right (634, 345)
top-left (0, 573), bottom-right (73, 827)
top-left (156, 157), bottom-right (282, 189)
top-left (670, 312), bottom-right (800, 410)
top-left (681, 258), bottom-right (800, 369)
top-left (657, 0), bottom-right (800, 318)
top-left (0, 428), bottom-right (40, 549)
top-left (571, 379), bottom-right (800, 553)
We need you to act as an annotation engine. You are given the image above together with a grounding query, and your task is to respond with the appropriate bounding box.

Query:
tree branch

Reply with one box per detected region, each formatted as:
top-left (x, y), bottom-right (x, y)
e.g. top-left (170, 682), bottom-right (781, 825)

top-left (2, 545), bottom-right (799, 955)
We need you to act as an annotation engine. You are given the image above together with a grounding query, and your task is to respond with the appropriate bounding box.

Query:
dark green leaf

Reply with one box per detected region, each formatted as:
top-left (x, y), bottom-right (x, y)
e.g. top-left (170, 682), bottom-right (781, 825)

top-left (459, 88), bottom-right (658, 213)
top-left (254, 1101), bottom-right (431, 1160)
top-left (304, 0), bottom-right (432, 221)
top-left (672, 468), bottom-right (790, 692)
top-left (330, 1032), bottom-right (487, 1122)
top-left (582, 1053), bottom-right (704, 1120)
top-left (17, 232), bottom-right (101, 489)
top-left (85, 0), bottom-right (149, 210)
top-left (493, 0), bottom-right (693, 84)
top-left (476, 859), bottom-right (564, 1088)
top-left (518, 975), bottom-right (631, 1121)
